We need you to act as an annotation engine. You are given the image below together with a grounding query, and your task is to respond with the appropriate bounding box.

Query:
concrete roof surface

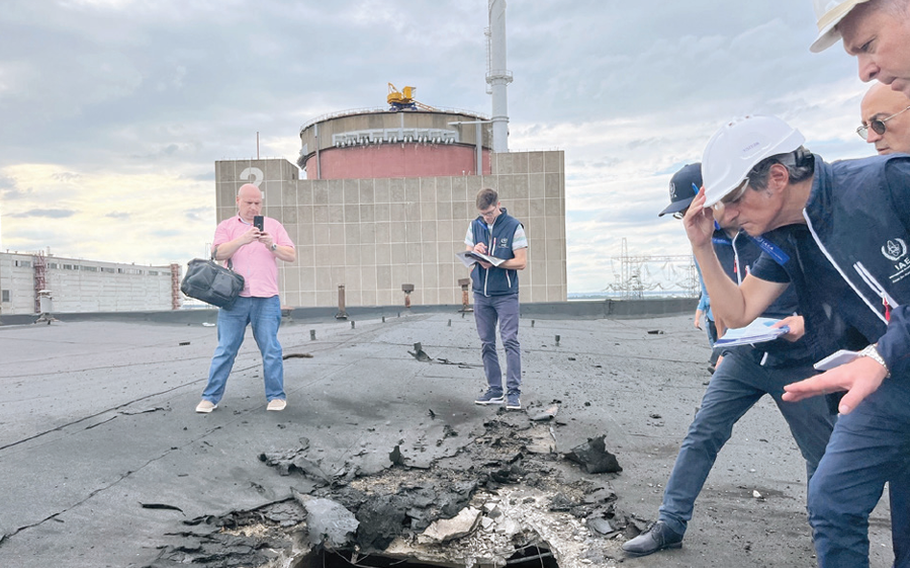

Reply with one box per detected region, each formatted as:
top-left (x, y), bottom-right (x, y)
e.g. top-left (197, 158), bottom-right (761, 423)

top-left (0, 311), bottom-right (895, 567)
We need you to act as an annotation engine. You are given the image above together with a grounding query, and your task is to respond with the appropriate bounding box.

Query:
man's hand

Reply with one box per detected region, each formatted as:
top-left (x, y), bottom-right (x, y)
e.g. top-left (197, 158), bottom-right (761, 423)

top-left (694, 309), bottom-right (704, 330)
top-left (775, 315), bottom-right (805, 342)
top-left (472, 243), bottom-right (492, 269)
top-left (682, 187), bottom-right (716, 250)
top-left (782, 356), bottom-right (888, 414)
top-left (257, 231), bottom-right (274, 250)
top-left (241, 226), bottom-right (260, 245)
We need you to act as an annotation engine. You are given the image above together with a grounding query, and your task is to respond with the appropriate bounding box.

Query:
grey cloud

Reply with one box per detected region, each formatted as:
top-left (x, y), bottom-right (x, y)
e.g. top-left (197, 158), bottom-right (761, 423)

top-left (52, 172), bottom-right (81, 182)
top-left (186, 171), bottom-right (215, 182)
top-left (128, 143), bottom-right (182, 161)
top-left (1, 187), bottom-right (31, 200)
top-left (10, 209), bottom-right (76, 219)
top-left (105, 212), bottom-right (130, 220)
top-left (184, 207), bottom-right (211, 222)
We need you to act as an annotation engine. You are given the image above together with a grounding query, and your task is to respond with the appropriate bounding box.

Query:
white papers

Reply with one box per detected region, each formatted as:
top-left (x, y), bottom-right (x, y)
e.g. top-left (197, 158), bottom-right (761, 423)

top-left (456, 250), bottom-right (504, 268)
top-left (714, 317), bottom-right (790, 347)
top-left (813, 349), bottom-right (860, 371)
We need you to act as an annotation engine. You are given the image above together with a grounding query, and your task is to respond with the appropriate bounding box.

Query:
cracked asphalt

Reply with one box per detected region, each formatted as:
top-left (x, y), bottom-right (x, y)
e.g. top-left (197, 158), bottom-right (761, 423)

top-left (0, 306), bottom-right (895, 567)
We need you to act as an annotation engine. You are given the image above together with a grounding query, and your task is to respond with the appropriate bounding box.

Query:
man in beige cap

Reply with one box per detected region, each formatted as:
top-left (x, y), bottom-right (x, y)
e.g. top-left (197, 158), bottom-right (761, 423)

top-left (807, 3), bottom-right (910, 567)
top-left (810, 0), bottom-right (910, 95)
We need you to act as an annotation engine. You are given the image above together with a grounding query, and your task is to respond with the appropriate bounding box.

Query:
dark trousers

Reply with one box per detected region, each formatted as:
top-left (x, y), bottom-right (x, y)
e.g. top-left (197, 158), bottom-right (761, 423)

top-left (473, 293), bottom-right (521, 395)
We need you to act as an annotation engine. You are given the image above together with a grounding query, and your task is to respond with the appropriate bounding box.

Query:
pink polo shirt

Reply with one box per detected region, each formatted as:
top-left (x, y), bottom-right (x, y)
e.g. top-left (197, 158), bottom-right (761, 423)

top-left (213, 216), bottom-right (294, 298)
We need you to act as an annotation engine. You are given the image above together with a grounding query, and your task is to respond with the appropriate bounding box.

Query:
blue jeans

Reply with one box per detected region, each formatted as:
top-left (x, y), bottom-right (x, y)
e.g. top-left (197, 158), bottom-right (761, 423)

top-left (808, 378), bottom-right (910, 568)
top-left (706, 317), bottom-right (718, 348)
top-left (473, 293), bottom-right (521, 395)
top-left (659, 346), bottom-right (836, 537)
top-left (202, 296), bottom-right (285, 404)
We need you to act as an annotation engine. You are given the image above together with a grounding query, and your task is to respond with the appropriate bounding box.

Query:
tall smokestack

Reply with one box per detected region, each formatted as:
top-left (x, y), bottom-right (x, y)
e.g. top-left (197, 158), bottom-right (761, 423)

top-left (486, 0), bottom-right (512, 153)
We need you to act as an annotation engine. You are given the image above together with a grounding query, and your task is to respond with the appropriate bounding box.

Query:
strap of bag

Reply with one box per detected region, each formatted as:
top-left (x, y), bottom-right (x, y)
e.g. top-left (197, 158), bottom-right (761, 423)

top-left (211, 246), bottom-right (234, 270)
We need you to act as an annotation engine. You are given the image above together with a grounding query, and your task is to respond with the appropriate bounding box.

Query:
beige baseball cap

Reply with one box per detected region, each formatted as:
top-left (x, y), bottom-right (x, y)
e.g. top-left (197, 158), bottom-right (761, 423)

top-left (810, 0), bottom-right (872, 53)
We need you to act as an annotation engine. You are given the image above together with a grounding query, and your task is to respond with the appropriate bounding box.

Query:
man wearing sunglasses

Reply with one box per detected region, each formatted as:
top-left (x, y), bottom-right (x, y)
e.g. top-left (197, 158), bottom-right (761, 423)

top-left (622, 164), bottom-right (836, 558)
top-left (860, 83), bottom-right (910, 155)
top-left (686, 114), bottom-right (910, 568)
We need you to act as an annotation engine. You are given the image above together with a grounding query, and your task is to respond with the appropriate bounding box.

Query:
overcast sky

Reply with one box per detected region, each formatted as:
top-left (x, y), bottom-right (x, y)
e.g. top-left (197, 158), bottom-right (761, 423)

top-left (0, 0), bottom-right (878, 293)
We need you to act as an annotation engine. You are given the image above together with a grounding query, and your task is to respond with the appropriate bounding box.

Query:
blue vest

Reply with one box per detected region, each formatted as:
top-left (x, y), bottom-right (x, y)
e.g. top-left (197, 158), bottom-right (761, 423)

top-left (470, 209), bottom-right (522, 297)
top-left (802, 154), bottom-right (910, 375)
top-left (754, 154), bottom-right (910, 374)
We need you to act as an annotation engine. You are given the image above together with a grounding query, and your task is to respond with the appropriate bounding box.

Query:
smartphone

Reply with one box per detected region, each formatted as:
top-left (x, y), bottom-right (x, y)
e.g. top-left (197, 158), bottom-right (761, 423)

top-left (813, 349), bottom-right (860, 371)
top-left (253, 215), bottom-right (264, 231)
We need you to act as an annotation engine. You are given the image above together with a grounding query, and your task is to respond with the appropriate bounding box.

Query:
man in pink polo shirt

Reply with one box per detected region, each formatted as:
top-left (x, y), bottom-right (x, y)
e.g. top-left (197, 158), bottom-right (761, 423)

top-left (195, 183), bottom-right (296, 413)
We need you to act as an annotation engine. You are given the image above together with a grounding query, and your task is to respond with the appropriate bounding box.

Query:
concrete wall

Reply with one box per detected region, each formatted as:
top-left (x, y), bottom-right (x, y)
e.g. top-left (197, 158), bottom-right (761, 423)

top-left (0, 255), bottom-right (36, 314)
top-left (314, 144), bottom-right (490, 179)
top-left (0, 252), bottom-right (176, 315)
top-left (215, 150), bottom-right (567, 309)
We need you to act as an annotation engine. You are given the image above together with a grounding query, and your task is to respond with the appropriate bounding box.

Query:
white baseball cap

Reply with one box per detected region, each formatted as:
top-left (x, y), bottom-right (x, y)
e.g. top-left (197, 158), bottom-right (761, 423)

top-left (810, 0), bottom-right (873, 53)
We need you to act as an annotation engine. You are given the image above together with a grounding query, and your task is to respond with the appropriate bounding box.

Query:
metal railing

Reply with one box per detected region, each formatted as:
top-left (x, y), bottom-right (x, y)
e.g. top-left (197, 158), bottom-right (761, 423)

top-left (299, 107), bottom-right (490, 134)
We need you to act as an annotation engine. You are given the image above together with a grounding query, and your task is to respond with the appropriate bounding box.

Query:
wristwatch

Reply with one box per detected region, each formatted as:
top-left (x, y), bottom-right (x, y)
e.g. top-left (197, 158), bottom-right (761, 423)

top-left (859, 344), bottom-right (890, 378)
top-left (270, 243), bottom-right (277, 252)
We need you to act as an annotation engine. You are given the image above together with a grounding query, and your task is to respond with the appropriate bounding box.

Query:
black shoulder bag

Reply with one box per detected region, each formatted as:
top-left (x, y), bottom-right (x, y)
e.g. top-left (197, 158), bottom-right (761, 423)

top-left (180, 252), bottom-right (245, 308)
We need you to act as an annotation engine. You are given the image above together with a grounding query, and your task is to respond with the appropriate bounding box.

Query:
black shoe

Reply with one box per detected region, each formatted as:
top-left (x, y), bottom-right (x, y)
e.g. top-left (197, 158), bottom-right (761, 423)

top-left (621, 521), bottom-right (683, 557)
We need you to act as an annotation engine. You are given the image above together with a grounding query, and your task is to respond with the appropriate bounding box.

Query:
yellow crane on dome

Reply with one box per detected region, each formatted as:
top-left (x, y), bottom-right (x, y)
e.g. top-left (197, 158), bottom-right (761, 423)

top-left (387, 83), bottom-right (437, 112)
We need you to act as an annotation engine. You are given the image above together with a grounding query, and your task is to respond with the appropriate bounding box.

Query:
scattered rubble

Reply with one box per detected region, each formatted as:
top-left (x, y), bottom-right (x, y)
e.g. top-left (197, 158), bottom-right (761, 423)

top-left (530, 402), bottom-right (559, 421)
top-left (282, 352), bottom-right (313, 359)
top-left (408, 342), bottom-right (432, 362)
top-left (140, 503), bottom-right (185, 514)
top-left (293, 493), bottom-right (358, 549)
top-left (564, 436), bottom-right (623, 474)
top-left (417, 506), bottom-right (482, 544)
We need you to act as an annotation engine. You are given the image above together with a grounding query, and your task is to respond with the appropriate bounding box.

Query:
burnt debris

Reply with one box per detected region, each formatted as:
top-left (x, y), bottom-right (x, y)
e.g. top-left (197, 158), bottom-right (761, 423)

top-left (147, 415), bottom-right (633, 568)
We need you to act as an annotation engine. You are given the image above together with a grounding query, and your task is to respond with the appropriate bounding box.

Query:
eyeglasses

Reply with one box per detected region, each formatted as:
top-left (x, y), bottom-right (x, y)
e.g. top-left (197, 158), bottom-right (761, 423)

top-left (856, 105), bottom-right (910, 139)
top-left (479, 206), bottom-right (497, 217)
top-left (711, 178), bottom-right (750, 214)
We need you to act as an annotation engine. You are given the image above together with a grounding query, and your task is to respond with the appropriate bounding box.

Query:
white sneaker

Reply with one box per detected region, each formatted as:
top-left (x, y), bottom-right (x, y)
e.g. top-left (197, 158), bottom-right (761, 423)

top-left (267, 399), bottom-right (287, 411)
top-left (195, 400), bottom-right (217, 413)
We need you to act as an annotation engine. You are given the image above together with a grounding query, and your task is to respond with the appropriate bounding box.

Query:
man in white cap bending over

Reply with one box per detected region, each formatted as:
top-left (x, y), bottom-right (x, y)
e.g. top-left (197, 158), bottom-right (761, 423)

top-left (684, 114), bottom-right (910, 568)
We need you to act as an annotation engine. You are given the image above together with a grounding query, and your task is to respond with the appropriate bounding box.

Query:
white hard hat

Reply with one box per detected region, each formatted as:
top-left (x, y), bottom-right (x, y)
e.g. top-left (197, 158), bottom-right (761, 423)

top-left (701, 115), bottom-right (806, 207)
top-left (810, 0), bottom-right (872, 53)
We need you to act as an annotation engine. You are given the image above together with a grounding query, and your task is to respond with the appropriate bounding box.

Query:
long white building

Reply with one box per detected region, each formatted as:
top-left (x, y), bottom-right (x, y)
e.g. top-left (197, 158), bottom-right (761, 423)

top-left (0, 251), bottom-right (178, 315)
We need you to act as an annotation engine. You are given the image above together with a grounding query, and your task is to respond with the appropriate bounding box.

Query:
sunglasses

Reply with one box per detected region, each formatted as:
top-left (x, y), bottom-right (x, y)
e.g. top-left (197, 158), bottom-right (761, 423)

top-left (711, 178), bottom-right (750, 215)
top-left (856, 105), bottom-right (910, 139)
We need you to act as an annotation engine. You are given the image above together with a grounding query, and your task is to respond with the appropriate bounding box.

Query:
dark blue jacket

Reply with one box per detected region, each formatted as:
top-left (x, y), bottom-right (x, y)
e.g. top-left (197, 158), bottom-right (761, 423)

top-left (714, 228), bottom-right (811, 364)
top-left (470, 208), bottom-right (522, 297)
top-left (752, 154), bottom-right (910, 379)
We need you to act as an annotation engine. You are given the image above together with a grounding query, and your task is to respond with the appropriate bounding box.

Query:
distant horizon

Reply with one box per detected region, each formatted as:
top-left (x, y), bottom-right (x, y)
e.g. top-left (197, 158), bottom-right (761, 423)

top-left (0, 247), bottom-right (699, 298)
